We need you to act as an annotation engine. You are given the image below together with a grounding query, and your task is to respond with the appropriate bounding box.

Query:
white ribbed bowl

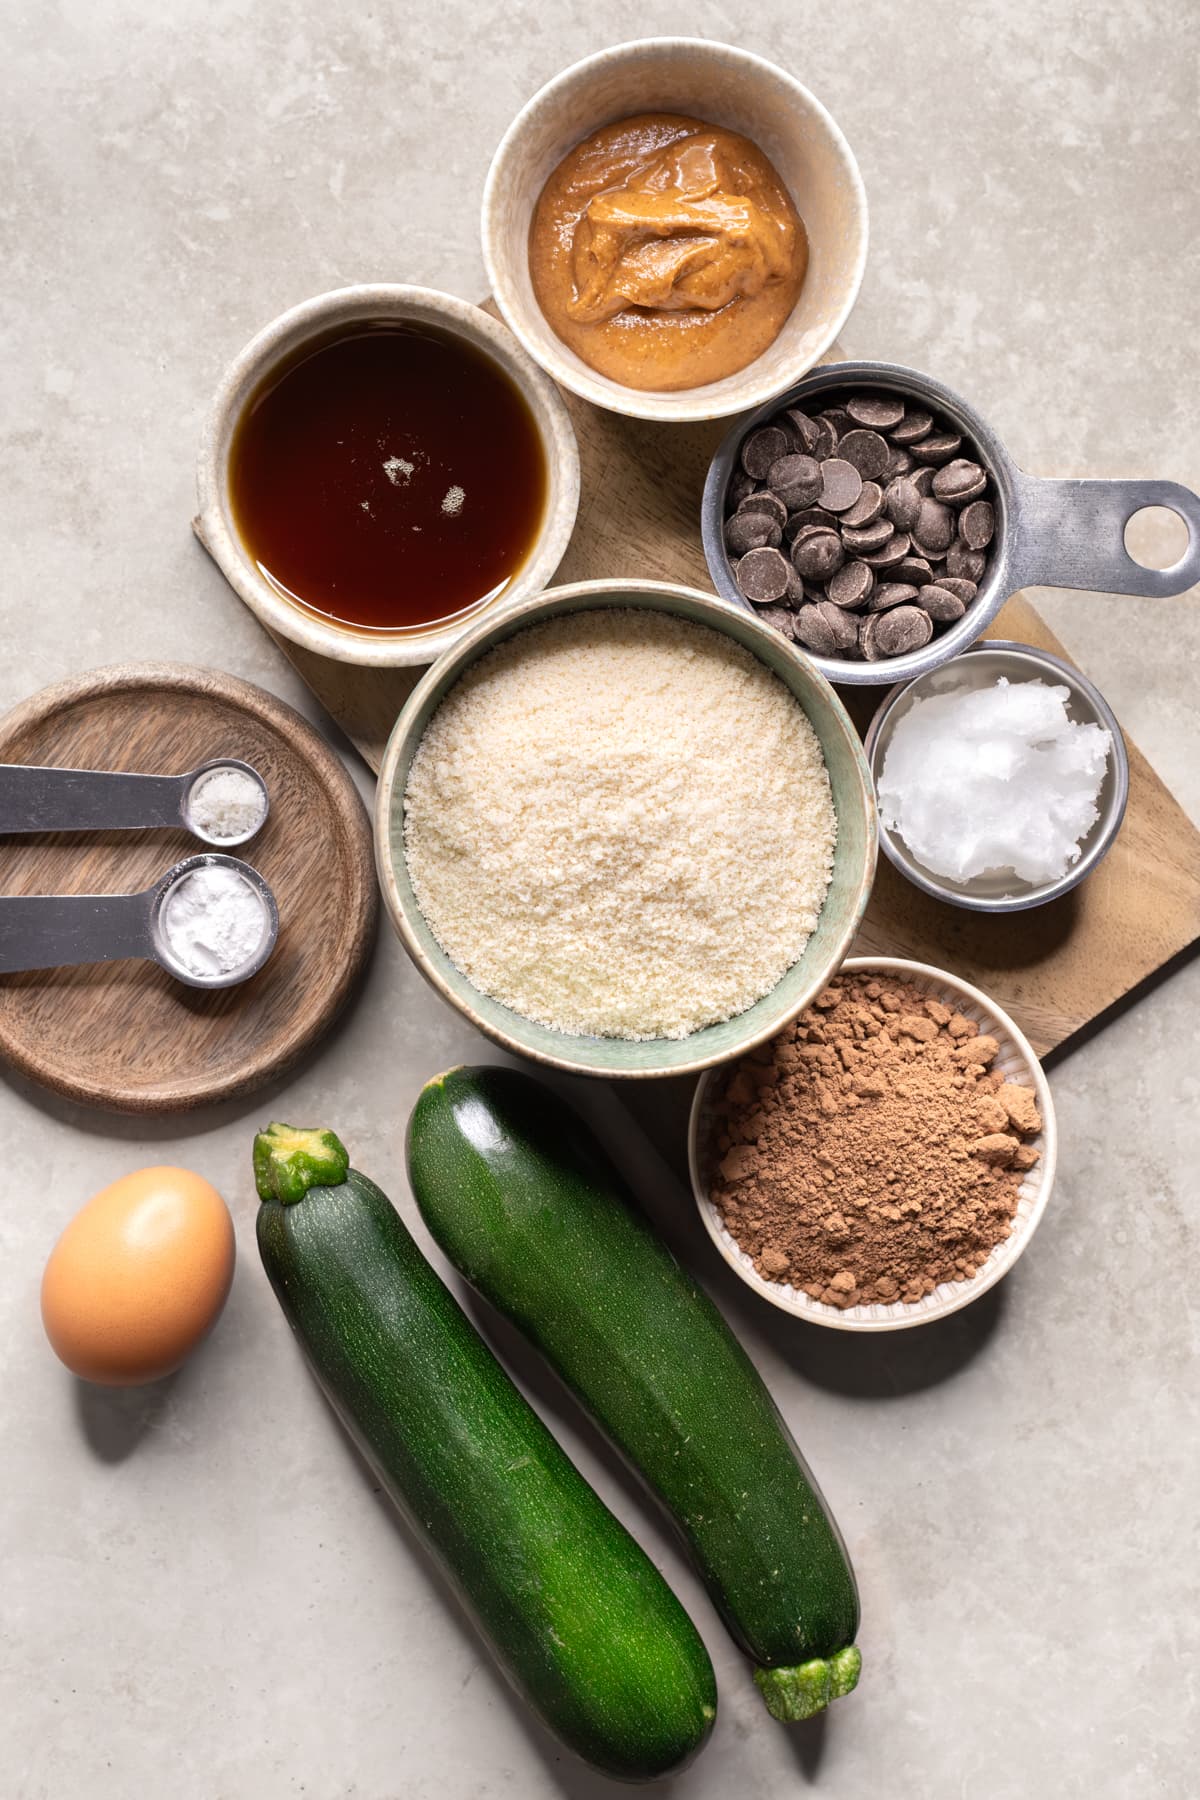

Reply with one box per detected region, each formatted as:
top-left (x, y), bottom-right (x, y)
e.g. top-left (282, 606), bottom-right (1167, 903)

top-left (482, 39), bottom-right (867, 423)
top-left (195, 285), bottom-right (579, 668)
top-left (688, 956), bottom-right (1057, 1330)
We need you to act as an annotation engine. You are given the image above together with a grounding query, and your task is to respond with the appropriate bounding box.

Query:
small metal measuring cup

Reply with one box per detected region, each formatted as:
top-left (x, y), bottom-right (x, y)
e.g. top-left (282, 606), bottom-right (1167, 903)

top-left (0, 853), bottom-right (279, 988)
top-left (863, 640), bottom-right (1130, 912)
top-left (702, 359), bottom-right (1200, 686)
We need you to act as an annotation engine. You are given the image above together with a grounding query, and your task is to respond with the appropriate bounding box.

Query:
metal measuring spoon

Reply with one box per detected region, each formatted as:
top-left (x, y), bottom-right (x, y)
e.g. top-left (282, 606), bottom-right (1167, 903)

top-left (0, 758), bottom-right (269, 847)
top-left (0, 853), bottom-right (279, 989)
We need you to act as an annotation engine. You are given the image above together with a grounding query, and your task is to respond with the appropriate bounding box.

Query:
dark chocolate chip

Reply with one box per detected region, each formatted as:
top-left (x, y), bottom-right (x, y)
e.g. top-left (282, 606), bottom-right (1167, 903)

top-left (784, 564), bottom-right (807, 605)
top-left (894, 556), bottom-right (934, 587)
top-left (909, 431), bottom-right (963, 465)
top-left (738, 490), bottom-right (788, 527)
top-left (813, 417), bottom-right (839, 460)
top-left (766, 453), bottom-right (823, 509)
top-left (756, 604), bottom-right (797, 638)
top-left (820, 407), bottom-right (852, 438)
top-left (919, 584), bottom-right (967, 622)
top-left (914, 497), bottom-right (955, 555)
top-left (840, 517), bottom-right (894, 554)
top-left (959, 500), bottom-right (995, 549)
top-left (859, 613), bottom-right (885, 661)
top-left (837, 429), bottom-right (891, 481)
top-left (780, 408), bottom-right (820, 455)
top-left (845, 392), bottom-right (906, 430)
top-left (785, 506), bottom-right (839, 538)
top-left (866, 582), bottom-right (921, 612)
top-left (910, 465), bottom-right (936, 497)
top-left (819, 458), bottom-right (864, 513)
top-left (862, 532), bottom-right (912, 568)
top-left (884, 476), bottom-right (922, 532)
top-left (724, 512), bottom-right (780, 556)
top-left (936, 576), bottom-right (978, 602)
top-left (873, 605), bottom-right (934, 656)
top-left (945, 540), bottom-right (987, 582)
top-left (932, 459), bottom-right (988, 503)
top-left (792, 528), bottom-right (845, 580)
top-left (890, 409), bottom-right (933, 444)
top-left (727, 470), bottom-right (757, 510)
top-left (814, 600), bottom-right (860, 651)
top-left (885, 445), bottom-right (916, 480)
top-left (791, 604), bottom-right (839, 655)
top-left (827, 559), bottom-right (875, 608)
top-left (740, 426), bottom-right (791, 479)
top-left (735, 545), bottom-right (791, 601)
top-left (839, 481), bottom-right (884, 528)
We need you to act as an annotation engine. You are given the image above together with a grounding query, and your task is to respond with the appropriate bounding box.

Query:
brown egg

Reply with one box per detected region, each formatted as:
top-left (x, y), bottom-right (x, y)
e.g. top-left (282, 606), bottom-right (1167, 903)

top-left (41, 1166), bottom-right (235, 1385)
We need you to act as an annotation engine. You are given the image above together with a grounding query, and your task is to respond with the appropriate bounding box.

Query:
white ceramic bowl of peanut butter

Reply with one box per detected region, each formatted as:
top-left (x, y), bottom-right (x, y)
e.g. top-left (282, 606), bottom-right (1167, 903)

top-left (482, 38), bottom-right (868, 424)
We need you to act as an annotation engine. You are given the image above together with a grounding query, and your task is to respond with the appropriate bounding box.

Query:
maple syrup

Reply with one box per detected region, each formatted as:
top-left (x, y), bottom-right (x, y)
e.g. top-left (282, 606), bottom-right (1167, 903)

top-left (230, 322), bottom-right (547, 634)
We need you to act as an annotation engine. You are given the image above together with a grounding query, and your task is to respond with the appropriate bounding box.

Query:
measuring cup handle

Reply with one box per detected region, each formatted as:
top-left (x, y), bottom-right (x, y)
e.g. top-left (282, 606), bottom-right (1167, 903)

top-left (1009, 472), bottom-right (1200, 597)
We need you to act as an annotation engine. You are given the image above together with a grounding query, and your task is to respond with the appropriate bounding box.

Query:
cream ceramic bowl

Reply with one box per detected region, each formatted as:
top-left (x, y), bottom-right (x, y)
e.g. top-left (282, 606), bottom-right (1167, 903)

top-left (482, 39), bottom-right (868, 423)
top-left (689, 956), bottom-right (1057, 1329)
top-left (195, 285), bottom-right (580, 668)
top-left (375, 579), bottom-right (877, 1079)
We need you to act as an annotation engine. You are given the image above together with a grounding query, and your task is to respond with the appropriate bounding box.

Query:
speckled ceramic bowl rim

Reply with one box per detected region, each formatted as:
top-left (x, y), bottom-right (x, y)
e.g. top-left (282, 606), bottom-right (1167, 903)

top-left (195, 284), bottom-right (580, 668)
top-left (688, 955), bottom-right (1058, 1329)
top-left (374, 578), bottom-right (878, 1079)
top-left (863, 639), bottom-right (1131, 913)
top-left (481, 38), bottom-right (868, 423)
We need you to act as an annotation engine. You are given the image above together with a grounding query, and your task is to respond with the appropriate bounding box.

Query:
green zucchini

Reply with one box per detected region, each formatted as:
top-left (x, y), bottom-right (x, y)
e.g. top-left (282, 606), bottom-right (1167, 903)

top-left (253, 1121), bottom-right (716, 1781)
top-left (406, 1068), bottom-right (862, 1724)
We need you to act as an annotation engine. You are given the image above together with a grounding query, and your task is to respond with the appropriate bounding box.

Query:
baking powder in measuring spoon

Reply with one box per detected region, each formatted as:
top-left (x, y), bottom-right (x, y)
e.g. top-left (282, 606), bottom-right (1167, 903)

top-left (160, 864), bottom-right (270, 978)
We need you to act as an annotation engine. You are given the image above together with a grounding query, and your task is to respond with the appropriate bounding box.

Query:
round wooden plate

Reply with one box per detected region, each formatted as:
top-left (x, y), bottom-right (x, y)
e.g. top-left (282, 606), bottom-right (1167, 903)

top-left (0, 663), bottom-right (378, 1112)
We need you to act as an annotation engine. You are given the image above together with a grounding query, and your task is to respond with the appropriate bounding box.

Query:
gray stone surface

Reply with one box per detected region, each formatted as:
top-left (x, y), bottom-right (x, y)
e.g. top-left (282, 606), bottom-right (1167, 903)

top-left (1, 3), bottom-right (1197, 1796)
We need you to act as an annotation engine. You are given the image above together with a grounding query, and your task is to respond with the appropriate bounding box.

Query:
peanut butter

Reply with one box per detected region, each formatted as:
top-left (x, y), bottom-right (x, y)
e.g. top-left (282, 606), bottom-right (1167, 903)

top-left (529, 114), bottom-right (807, 392)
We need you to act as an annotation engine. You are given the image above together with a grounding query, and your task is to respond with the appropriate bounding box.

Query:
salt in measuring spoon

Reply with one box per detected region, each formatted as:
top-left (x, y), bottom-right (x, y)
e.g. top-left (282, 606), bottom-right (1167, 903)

top-left (0, 758), bottom-right (269, 847)
top-left (0, 853), bottom-right (279, 989)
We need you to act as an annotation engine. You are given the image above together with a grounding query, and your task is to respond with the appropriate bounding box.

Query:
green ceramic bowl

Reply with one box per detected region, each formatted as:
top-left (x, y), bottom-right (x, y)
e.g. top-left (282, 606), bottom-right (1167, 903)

top-left (375, 580), bottom-right (878, 1079)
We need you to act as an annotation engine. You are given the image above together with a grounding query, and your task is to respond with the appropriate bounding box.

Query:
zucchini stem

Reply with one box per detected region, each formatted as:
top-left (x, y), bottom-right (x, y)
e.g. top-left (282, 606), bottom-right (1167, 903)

top-left (754, 1646), bottom-right (862, 1722)
top-left (423, 1066), bottom-right (466, 1093)
top-left (253, 1123), bottom-right (350, 1204)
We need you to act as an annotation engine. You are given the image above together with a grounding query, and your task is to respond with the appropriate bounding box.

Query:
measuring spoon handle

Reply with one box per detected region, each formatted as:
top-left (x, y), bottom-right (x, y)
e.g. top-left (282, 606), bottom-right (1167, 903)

top-left (0, 891), bottom-right (153, 973)
top-left (0, 766), bottom-right (186, 836)
top-left (1010, 473), bottom-right (1200, 598)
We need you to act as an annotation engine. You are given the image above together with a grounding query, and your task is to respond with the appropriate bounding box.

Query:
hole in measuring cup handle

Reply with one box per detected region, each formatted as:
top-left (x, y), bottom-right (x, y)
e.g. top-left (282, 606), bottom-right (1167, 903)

top-left (1124, 505), bottom-right (1190, 571)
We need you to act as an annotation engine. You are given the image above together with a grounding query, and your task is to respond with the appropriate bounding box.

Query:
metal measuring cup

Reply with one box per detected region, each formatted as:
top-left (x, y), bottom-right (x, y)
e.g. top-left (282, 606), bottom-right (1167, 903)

top-left (701, 358), bottom-right (1200, 686)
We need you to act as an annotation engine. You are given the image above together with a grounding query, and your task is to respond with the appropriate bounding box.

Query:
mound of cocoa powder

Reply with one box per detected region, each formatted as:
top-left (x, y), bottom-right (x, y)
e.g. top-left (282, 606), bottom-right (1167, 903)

top-left (708, 972), bottom-right (1043, 1308)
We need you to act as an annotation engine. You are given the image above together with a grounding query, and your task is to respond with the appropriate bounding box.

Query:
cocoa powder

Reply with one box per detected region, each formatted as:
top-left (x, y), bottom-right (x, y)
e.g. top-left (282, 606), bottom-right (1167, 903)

top-left (708, 972), bottom-right (1043, 1308)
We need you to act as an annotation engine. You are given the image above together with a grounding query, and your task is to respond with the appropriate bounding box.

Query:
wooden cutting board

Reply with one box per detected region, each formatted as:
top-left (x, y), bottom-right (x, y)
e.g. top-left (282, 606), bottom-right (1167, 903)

top-left (232, 379), bottom-right (1200, 1063)
top-left (0, 664), bottom-right (377, 1112)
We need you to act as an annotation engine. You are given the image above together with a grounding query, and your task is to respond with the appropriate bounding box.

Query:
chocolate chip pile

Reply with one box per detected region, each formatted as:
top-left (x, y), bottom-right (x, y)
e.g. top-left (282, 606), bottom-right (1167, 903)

top-left (723, 390), bottom-right (995, 663)
top-left (707, 972), bottom-right (1042, 1308)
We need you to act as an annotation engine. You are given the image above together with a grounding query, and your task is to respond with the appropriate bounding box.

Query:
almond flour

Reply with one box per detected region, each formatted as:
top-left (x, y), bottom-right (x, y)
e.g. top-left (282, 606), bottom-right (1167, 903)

top-left (403, 609), bottom-right (836, 1040)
